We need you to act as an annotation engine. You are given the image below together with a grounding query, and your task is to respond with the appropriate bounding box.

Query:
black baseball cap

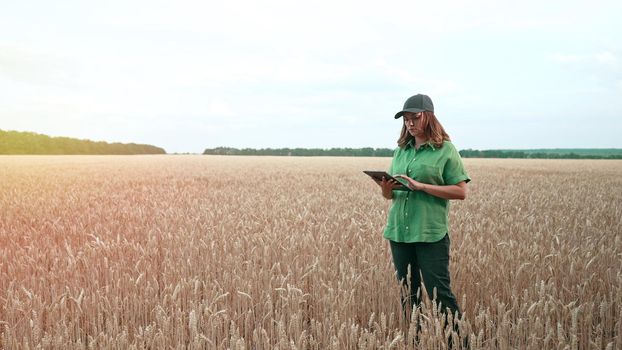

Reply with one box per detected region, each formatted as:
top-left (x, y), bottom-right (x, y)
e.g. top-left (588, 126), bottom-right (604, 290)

top-left (394, 94), bottom-right (434, 119)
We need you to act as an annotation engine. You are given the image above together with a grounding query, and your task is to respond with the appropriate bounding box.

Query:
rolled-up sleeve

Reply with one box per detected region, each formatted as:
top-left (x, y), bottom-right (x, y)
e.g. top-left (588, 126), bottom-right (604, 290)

top-left (442, 145), bottom-right (471, 185)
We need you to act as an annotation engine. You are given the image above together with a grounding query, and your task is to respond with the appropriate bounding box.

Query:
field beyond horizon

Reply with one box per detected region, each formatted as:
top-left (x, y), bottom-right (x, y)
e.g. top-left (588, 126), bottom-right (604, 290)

top-left (1, 156), bottom-right (621, 349)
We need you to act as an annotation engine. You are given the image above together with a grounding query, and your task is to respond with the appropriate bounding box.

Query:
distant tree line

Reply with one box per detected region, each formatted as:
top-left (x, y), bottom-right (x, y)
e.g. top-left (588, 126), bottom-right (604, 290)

top-left (459, 149), bottom-right (622, 159)
top-left (0, 130), bottom-right (166, 155)
top-left (203, 147), bottom-right (622, 159)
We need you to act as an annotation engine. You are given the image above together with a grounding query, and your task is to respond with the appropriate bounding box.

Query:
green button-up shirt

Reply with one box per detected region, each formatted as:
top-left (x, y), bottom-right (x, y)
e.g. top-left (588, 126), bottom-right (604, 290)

top-left (384, 140), bottom-right (470, 243)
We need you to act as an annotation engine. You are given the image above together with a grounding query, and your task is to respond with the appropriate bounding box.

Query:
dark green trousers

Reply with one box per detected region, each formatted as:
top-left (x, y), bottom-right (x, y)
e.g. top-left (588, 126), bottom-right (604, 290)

top-left (389, 234), bottom-right (461, 319)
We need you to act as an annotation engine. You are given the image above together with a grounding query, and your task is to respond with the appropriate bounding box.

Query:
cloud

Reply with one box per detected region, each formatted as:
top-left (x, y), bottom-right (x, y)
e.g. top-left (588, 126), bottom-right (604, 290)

top-left (0, 45), bottom-right (74, 86)
top-left (548, 53), bottom-right (582, 63)
top-left (548, 51), bottom-right (619, 65)
top-left (594, 51), bottom-right (617, 64)
top-left (205, 98), bottom-right (236, 118)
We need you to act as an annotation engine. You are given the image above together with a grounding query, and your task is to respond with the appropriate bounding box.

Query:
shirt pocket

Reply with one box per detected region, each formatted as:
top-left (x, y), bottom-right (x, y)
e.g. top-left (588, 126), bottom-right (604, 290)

top-left (413, 164), bottom-right (443, 185)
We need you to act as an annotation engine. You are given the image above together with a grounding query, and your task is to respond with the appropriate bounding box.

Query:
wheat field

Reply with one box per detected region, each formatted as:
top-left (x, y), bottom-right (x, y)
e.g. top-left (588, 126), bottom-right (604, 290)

top-left (1, 155), bottom-right (620, 349)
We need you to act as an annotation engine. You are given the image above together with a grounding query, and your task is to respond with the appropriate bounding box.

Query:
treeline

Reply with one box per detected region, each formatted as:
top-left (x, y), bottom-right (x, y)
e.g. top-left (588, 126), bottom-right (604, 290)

top-left (203, 146), bottom-right (622, 159)
top-left (203, 147), bottom-right (394, 157)
top-left (0, 130), bottom-right (166, 155)
top-left (459, 149), bottom-right (622, 159)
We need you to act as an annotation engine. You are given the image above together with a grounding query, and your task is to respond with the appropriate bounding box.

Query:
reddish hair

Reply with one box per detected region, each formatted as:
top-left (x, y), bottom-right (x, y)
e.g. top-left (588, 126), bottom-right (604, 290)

top-left (397, 111), bottom-right (450, 148)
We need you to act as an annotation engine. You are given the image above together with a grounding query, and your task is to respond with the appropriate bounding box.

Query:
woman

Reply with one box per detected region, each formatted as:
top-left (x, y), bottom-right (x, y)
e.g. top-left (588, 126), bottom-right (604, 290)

top-left (376, 93), bottom-right (470, 324)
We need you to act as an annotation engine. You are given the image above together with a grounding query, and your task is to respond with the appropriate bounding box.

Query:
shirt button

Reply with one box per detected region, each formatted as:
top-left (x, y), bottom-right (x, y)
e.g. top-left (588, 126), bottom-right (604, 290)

top-left (406, 226), bottom-right (409, 230)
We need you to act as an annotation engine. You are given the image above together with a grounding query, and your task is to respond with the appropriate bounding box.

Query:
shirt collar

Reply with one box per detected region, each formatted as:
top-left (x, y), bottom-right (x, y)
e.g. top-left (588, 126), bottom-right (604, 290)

top-left (407, 139), bottom-right (436, 151)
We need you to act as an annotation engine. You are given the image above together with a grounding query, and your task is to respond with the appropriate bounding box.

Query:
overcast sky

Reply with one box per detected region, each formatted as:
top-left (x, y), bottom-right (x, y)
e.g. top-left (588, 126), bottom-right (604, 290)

top-left (1, 0), bottom-right (621, 153)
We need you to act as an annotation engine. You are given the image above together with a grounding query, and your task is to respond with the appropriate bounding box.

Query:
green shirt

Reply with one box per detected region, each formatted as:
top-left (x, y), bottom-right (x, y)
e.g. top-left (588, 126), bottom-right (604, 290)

top-left (384, 140), bottom-right (470, 243)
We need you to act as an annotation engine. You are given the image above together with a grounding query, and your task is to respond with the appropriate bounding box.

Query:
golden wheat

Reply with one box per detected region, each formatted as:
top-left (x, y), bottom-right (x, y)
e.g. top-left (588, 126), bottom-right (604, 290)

top-left (0, 155), bottom-right (620, 349)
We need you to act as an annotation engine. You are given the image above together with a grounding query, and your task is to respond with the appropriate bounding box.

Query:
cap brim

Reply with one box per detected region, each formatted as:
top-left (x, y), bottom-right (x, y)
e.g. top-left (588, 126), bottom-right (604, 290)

top-left (394, 108), bottom-right (425, 119)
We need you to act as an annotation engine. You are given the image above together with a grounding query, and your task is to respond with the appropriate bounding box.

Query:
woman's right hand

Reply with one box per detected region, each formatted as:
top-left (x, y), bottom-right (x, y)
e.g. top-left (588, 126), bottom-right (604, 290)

top-left (375, 177), bottom-right (399, 199)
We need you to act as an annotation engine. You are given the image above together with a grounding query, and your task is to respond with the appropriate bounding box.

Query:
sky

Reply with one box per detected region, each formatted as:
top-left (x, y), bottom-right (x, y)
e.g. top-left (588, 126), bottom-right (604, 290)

top-left (1, 0), bottom-right (621, 153)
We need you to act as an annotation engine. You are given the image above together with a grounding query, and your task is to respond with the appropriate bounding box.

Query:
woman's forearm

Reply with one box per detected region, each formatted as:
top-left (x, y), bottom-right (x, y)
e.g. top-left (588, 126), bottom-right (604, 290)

top-left (419, 183), bottom-right (466, 200)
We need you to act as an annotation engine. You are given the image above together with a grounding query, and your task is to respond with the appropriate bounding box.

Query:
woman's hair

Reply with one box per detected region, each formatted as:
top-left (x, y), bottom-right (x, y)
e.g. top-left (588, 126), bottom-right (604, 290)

top-left (397, 111), bottom-right (451, 148)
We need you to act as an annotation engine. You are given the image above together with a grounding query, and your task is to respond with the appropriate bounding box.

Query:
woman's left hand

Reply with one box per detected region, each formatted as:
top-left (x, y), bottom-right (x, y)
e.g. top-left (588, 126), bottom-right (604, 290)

top-left (394, 175), bottom-right (426, 191)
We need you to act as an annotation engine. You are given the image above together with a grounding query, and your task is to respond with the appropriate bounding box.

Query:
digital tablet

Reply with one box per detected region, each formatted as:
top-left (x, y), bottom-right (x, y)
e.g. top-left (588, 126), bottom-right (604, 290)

top-left (363, 171), bottom-right (411, 191)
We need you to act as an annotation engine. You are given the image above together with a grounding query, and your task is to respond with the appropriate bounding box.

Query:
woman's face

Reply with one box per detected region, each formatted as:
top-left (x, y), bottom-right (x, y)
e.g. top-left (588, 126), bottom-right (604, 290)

top-left (403, 112), bottom-right (424, 137)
